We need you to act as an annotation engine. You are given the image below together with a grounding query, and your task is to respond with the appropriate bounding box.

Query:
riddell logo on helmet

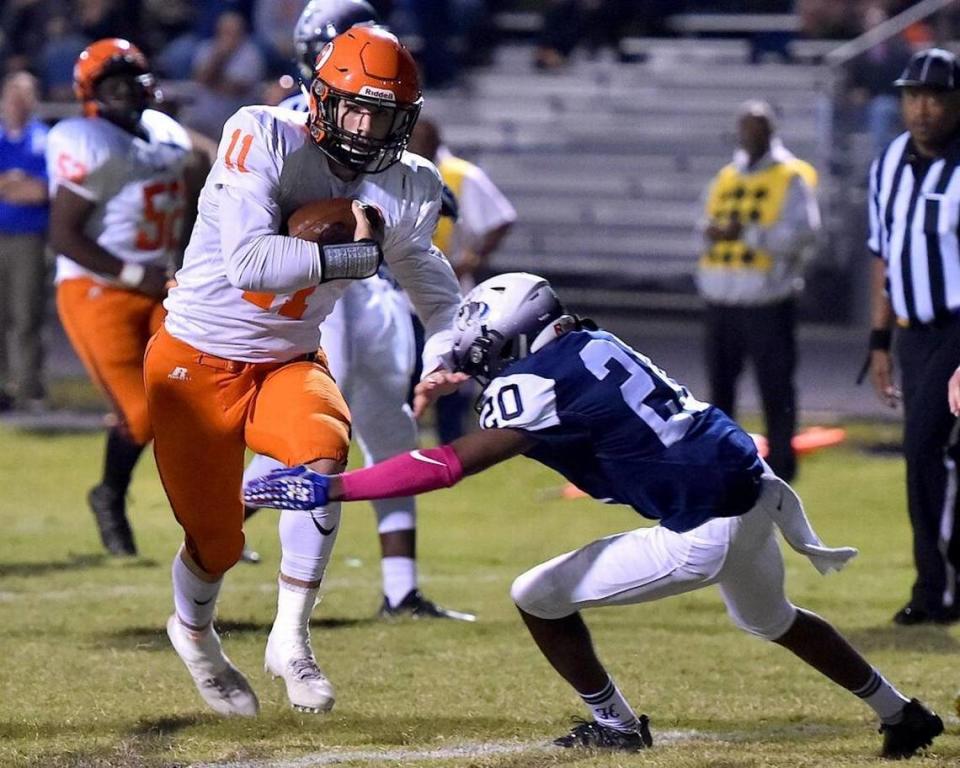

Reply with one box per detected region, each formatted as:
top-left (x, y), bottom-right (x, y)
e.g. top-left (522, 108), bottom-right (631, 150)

top-left (359, 85), bottom-right (396, 102)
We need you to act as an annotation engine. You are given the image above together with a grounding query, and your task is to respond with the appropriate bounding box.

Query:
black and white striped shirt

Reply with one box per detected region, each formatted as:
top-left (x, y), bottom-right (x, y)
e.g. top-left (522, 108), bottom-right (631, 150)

top-left (868, 131), bottom-right (960, 325)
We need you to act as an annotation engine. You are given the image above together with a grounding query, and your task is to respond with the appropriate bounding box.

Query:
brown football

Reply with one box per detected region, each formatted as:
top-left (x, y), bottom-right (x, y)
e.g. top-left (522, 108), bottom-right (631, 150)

top-left (287, 198), bottom-right (356, 245)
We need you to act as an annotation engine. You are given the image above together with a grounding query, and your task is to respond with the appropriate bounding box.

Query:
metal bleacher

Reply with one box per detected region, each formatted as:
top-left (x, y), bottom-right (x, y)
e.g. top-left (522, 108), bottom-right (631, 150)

top-left (422, 42), bottom-right (829, 322)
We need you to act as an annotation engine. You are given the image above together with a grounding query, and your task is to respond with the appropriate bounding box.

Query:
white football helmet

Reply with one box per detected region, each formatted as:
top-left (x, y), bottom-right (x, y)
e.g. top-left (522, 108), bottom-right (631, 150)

top-left (451, 272), bottom-right (571, 384)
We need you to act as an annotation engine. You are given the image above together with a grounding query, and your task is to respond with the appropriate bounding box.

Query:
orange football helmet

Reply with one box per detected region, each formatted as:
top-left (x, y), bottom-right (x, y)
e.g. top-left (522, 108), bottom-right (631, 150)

top-left (308, 26), bottom-right (422, 174)
top-left (73, 38), bottom-right (158, 120)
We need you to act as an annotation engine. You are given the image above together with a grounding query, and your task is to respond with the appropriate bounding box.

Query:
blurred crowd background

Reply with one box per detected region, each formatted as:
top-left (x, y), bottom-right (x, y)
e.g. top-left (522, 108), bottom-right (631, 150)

top-left (4, 2), bottom-right (960, 114)
top-left (3, 0), bottom-right (960, 419)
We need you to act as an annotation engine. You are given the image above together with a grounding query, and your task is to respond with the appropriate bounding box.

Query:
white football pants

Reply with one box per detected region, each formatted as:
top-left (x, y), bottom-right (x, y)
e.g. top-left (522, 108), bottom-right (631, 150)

top-left (510, 474), bottom-right (804, 641)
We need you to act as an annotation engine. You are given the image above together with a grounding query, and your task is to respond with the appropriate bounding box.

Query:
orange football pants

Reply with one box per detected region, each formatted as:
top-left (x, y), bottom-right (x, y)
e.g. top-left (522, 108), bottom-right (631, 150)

top-left (56, 277), bottom-right (165, 445)
top-left (144, 325), bottom-right (351, 576)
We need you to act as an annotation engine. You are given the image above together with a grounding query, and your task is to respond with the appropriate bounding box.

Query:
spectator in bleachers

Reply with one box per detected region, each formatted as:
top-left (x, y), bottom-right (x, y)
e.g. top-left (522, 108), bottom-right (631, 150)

top-left (796, 0), bottom-right (861, 40)
top-left (845, 2), bottom-right (912, 159)
top-left (407, 117), bottom-right (516, 441)
top-left (76, 0), bottom-right (137, 43)
top-left (0, 71), bottom-right (49, 412)
top-left (389, 0), bottom-right (459, 87)
top-left (253, 0), bottom-right (304, 78)
top-left (533, 0), bottom-right (643, 70)
top-left (695, 100), bottom-right (820, 483)
top-left (38, 14), bottom-right (89, 100)
top-left (141, 0), bottom-right (196, 75)
top-left (155, 0), bottom-right (253, 79)
top-left (182, 10), bottom-right (265, 141)
top-left (1, 0), bottom-right (50, 75)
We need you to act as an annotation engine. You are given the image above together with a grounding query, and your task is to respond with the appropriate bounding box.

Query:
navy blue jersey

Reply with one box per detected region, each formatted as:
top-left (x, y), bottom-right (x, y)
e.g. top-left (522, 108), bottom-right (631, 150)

top-left (477, 329), bottom-right (763, 532)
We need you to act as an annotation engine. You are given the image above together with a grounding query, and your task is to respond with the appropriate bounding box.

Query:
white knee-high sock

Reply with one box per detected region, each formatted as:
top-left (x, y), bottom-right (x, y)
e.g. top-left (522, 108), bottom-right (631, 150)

top-left (172, 550), bottom-right (222, 631)
top-left (853, 670), bottom-right (910, 724)
top-left (381, 555), bottom-right (417, 607)
top-left (271, 578), bottom-right (320, 658)
top-left (278, 503), bottom-right (341, 583)
top-left (579, 676), bottom-right (641, 732)
top-left (273, 503), bottom-right (340, 658)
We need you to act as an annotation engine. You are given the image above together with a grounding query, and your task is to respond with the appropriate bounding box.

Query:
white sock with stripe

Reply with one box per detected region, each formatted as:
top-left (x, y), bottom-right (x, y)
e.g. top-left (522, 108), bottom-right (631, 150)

top-left (853, 669), bottom-right (910, 724)
top-left (578, 676), bottom-right (640, 732)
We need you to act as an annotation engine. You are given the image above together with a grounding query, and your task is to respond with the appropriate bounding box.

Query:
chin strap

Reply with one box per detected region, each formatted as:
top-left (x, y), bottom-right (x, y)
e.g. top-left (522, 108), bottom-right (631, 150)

top-left (529, 314), bottom-right (582, 354)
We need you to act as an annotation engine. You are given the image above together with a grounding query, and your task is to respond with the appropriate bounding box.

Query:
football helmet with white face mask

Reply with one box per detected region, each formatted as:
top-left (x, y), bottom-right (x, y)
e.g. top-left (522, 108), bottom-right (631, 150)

top-left (293, 0), bottom-right (379, 83)
top-left (452, 273), bottom-right (577, 385)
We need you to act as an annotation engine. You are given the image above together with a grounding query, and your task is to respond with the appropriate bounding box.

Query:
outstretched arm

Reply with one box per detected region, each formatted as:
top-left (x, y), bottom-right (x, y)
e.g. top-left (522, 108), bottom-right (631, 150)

top-left (949, 365), bottom-right (960, 416)
top-left (244, 428), bottom-right (534, 510)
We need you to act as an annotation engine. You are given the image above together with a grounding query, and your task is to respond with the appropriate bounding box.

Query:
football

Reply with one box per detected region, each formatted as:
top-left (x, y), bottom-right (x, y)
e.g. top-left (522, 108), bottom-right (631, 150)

top-left (287, 197), bottom-right (356, 245)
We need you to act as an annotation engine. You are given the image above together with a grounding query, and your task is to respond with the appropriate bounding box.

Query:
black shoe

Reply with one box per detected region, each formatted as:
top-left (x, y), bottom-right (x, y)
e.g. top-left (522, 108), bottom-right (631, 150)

top-left (378, 589), bottom-right (476, 622)
top-left (87, 484), bottom-right (136, 556)
top-left (239, 547), bottom-right (261, 564)
top-left (880, 699), bottom-right (943, 759)
top-left (553, 717), bottom-right (652, 751)
top-left (892, 603), bottom-right (960, 626)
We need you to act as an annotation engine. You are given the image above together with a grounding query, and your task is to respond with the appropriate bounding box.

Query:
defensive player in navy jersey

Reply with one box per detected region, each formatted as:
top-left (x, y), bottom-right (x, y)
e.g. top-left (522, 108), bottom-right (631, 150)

top-left (246, 273), bottom-right (943, 757)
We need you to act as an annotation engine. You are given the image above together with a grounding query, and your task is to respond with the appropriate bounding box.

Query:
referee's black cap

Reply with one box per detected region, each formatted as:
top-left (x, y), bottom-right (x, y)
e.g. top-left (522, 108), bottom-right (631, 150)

top-left (894, 47), bottom-right (960, 91)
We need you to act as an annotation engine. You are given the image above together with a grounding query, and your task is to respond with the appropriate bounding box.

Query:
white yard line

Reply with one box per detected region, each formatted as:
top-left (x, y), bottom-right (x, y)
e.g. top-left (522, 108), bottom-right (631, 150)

top-left (193, 731), bottom-right (708, 767)
top-left (0, 572), bottom-right (507, 604)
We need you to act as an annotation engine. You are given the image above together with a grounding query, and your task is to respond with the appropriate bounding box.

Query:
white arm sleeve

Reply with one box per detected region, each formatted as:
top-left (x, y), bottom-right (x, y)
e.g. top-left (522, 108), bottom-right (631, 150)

top-left (398, 243), bottom-right (461, 374)
top-left (750, 174), bottom-right (821, 260)
top-left (219, 184), bottom-right (323, 292)
top-left (694, 179), bottom-right (715, 246)
top-left (212, 108), bottom-right (324, 293)
top-left (386, 187), bottom-right (462, 373)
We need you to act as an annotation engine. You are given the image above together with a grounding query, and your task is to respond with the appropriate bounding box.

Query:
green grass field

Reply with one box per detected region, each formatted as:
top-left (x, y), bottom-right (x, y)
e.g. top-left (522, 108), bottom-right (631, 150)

top-left (1, 419), bottom-right (959, 767)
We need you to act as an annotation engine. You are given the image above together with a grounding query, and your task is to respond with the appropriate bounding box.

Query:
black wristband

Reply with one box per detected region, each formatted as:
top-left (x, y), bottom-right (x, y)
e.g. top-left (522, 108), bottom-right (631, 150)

top-left (869, 328), bottom-right (892, 352)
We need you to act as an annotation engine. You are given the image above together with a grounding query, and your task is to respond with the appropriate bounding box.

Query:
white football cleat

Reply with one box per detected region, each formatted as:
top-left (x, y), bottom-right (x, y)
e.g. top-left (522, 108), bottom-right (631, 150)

top-left (264, 632), bottom-right (335, 713)
top-left (166, 615), bottom-right (259, 717)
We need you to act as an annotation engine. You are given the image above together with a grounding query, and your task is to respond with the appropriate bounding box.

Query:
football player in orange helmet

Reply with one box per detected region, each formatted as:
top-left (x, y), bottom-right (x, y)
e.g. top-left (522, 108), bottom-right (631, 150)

top-left (307, 26), bottom-right (422, 174)
top-left (147, 20), bottom-right (462, 717)
top-left (241, 1), bottom-right (474, 621)
top-left (48, 39), bottom-right (208, 559)
top-left (73, 38), bottom-right (160, 135)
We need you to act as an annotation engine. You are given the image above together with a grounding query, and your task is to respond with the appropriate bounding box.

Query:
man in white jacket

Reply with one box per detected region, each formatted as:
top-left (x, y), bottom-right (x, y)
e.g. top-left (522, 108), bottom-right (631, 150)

top-left (696, 100), bottom-right (820, 482)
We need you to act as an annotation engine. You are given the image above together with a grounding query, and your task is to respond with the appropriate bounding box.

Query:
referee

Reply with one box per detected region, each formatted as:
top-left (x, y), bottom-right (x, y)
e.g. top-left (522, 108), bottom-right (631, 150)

top-left (866, 48), bottom-right (960, 626)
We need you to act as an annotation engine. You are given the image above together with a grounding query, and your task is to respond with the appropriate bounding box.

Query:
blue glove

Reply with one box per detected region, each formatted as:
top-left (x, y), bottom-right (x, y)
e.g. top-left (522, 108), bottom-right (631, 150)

top-left (243, 465), bottom-right (330, 510)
